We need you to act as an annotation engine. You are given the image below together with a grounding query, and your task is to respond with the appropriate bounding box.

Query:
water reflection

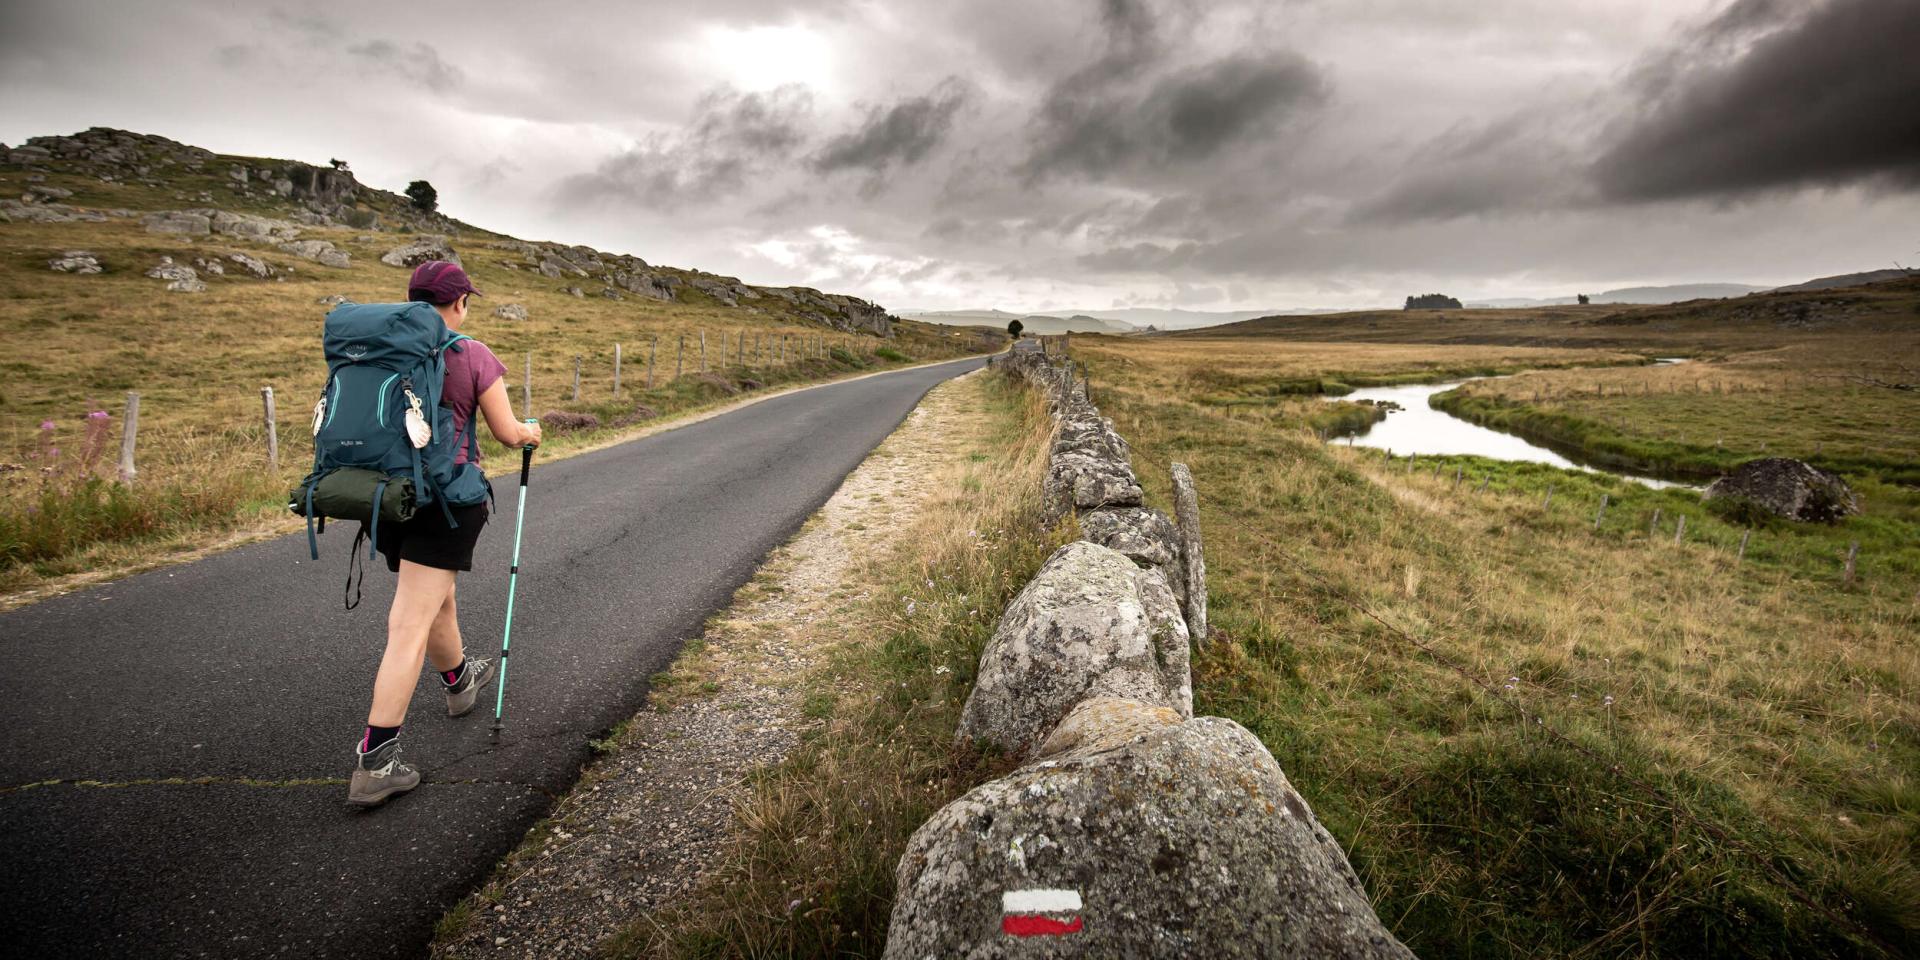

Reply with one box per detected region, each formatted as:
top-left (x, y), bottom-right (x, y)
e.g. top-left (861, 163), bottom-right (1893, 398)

top-left (1327, 378), bottom-right (1692, 489)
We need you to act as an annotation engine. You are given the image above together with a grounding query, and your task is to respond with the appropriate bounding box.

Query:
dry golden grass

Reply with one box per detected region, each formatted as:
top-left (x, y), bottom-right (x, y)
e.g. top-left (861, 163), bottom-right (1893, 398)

top-left (1077, 328), bottom-right (1919, 957)
top-left (0, 209), bottom-right (988, 595)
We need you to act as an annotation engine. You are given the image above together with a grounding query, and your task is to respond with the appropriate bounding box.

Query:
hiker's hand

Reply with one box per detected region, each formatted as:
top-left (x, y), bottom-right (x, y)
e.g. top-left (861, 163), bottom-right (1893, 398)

top-left (521, 421), bottom-right (543, 449)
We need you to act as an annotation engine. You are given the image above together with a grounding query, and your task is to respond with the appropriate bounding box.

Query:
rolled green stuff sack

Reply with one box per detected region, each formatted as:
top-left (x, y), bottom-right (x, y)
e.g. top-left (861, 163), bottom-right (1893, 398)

top-left (289, 468), bottom-right (416, 526)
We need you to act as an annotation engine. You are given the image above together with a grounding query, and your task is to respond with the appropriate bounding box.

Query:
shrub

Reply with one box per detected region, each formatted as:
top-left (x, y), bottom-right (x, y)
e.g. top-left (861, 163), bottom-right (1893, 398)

top-left (875, 346), bottom-right (910, 363)
top-left (537, 410), bottom-right (600, 434)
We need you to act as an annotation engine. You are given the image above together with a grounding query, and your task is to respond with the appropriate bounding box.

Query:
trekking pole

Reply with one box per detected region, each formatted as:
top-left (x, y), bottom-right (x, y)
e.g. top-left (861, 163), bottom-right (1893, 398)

top-left (491, 420), bottom-right (538, 739)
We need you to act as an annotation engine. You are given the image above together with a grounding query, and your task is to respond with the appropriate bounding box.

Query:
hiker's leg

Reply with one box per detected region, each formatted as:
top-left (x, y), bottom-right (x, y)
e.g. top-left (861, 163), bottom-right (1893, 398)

top-left (424, 581), bottom-right (464, 673)
top-left (368, 560), bottom-right (457, 727)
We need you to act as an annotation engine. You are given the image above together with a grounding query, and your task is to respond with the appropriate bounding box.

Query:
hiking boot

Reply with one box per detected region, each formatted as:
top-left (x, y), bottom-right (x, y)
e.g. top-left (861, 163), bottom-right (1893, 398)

top-left (348, 738), bottom-right (421, 807)
top-left (443, 657), bottom-right (497, 718)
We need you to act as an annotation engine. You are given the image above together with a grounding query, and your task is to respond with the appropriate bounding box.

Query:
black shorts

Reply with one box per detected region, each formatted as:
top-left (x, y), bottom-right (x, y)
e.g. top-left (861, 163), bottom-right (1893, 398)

top-left (376, 502), bottom-right (490, 573)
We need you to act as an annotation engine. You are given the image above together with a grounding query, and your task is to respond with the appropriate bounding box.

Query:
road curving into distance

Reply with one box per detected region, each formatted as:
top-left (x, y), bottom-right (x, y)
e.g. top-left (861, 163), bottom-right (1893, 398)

top-left (0, 354), bottom-right (988, 959)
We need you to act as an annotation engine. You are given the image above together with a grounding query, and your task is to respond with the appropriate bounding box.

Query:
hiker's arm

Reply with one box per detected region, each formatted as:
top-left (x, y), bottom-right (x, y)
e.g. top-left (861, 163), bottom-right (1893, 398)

top-left (477, 379), bottom-right (542, 447)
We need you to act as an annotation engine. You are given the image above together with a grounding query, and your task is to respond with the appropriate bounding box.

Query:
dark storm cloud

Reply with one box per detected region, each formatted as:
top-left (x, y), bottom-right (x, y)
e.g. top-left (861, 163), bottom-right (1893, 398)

top-left (1020, 0), bottom-right (1329, 181)
top-left (346, 40), bottom-right (464, 93)
top-left (554, 86), bottom-right (814, 210)
top-left (813, 78), bottom-right (971, 174)
top-left (1594, 0), bottom-right (1920, 201)
top-left (1351, 111), bottom-right (1584, 223)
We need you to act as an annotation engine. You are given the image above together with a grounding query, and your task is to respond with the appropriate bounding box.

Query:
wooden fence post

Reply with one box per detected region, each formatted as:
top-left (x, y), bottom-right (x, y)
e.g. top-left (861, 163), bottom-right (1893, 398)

top-left (1594, 493), bottom-right (1608, 529)
top-left (118, 391), bottom-right (140, 483)
top-left (647, 337), bottom-right (657, 390)
top-left (571, 356), bottom-right (582, 402)
top-left (1171, 462), bottom-right (1208, 646)
top-left (1649, 507), bottom-right (1662, 536)
top-left (737, 331), bottom-right (745, 366)
top-left (1543, 483), bottom-right (1555, 510)
top-left (676, 335), bottom-right (684, 379)
top-left (1673, 514), bottom-right (1686, 544)
top-left (700, 330), bottom-right (707, 374)
top-left (1844, 541), bottom-right (1859, 583)
top-left (523, 352), bottom-right (532, 412)
top-left (613, 343), bottom-right (623, 397)
top-left (261, 386), bottom-right (279, 472)
top-left (1737, 528), bottom-right (1751, 563)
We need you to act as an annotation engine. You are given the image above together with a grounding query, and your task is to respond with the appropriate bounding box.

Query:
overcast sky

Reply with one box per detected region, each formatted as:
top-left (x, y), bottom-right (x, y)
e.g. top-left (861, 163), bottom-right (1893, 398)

top-left (4, 0), bottom-right (1917, 312)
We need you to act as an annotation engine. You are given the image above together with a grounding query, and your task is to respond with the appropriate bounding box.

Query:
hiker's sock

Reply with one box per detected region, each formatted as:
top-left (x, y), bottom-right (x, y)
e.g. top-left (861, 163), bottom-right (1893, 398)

top-left (361, 724), bottom-right (401, 754)
top-left (441, 658), bottom-right (468, 688)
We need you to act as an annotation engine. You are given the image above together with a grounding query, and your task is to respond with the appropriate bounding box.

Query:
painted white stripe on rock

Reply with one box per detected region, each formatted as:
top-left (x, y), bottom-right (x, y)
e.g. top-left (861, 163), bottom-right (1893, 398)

top-left (1002, 889), bottom-right (1083, 914)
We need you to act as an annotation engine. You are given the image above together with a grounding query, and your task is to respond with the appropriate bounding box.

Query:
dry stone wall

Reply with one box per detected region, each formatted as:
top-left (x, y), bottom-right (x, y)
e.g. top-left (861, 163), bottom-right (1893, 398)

top-left (883, 347), bottom-right (1414, 958)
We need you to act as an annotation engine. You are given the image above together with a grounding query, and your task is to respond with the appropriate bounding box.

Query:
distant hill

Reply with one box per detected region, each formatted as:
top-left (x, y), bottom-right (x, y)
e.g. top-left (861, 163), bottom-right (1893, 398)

top-left (1593, 283), bottom-right (1766, 303)
top-left (1774, 268), bottom-right (1920, 292)
top-left (905, 310), bottom-right (1137, 334)
top-left (906, 306), bottom-right (1326, 332)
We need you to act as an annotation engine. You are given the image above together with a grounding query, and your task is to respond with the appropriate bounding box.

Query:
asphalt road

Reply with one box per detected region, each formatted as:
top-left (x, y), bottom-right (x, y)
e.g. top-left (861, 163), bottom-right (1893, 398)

top-left (0, 355), bottom-right (987, 959)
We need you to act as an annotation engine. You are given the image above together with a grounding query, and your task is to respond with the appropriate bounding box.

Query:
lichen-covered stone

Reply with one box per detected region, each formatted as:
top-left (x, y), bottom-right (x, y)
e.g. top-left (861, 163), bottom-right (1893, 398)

top-left (957, 542), bottom-right (1189, 756)
top-left (379, 236), bottom-right (460, 269)
top-left (888, 712), bottom-right (1414, 959)
top-left (1078, 506), bottom-right (1186, 606)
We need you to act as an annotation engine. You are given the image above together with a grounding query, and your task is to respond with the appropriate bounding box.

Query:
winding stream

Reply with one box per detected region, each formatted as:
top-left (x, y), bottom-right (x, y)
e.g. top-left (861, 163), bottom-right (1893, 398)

top-left (1324, 362), bottom-right (1693, 489)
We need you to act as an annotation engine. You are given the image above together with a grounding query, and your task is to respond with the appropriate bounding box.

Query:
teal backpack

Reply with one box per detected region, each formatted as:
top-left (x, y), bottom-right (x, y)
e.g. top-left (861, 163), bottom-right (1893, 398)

top-left (290, 301), bottom-right (492, 600)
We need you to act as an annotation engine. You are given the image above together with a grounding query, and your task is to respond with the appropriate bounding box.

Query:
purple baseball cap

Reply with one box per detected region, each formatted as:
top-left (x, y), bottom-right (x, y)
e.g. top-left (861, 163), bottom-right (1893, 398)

top-left (408, 260), bottom-right (482, 304)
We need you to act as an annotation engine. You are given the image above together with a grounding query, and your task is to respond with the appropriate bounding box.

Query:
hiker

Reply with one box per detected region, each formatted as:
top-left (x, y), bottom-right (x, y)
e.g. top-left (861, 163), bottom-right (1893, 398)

top-left (350, 261), bottom-right (543, 806)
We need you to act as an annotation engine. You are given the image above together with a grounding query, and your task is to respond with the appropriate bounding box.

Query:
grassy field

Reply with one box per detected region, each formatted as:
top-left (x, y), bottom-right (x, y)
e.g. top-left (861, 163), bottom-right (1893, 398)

top-left (0, 163), bottom-right (993, 599)
top-left (1066, 296), bottom-right (1920, 957)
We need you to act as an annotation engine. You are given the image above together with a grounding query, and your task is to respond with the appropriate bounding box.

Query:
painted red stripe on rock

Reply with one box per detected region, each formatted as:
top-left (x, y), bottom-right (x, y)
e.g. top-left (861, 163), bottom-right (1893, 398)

top-left (1002, 915), bottom-right (1083, 937)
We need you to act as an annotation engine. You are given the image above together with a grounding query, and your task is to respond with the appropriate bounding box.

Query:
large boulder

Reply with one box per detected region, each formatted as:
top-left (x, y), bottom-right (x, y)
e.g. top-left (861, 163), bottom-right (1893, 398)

top-left (208, 209), bottom-right (300, 242)
top-left (1704, 457), bottom-right (1859, 523)
top-left (957, 542), bottom-right (1190, 756)
top-left (142, 210), bottom-right (210, 236)
top-left (493, 303), bottom-right (529, 322)
top-left (380, 236), bottom-right (460, 269)
top-left (888, 702), bottom-right (1414, 959)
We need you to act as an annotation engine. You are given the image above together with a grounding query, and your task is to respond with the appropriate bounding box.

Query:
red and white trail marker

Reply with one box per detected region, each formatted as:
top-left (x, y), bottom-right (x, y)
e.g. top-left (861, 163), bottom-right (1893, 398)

top-left (1002, 888), bottom-right (1084, 937)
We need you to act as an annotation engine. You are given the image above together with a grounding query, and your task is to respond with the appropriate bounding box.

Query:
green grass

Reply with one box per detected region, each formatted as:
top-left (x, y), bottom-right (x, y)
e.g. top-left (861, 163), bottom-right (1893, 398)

top-left (1434, 383), bottom-right (1920, 485)
top-left (1077, 335), bottom-right (1920, 959)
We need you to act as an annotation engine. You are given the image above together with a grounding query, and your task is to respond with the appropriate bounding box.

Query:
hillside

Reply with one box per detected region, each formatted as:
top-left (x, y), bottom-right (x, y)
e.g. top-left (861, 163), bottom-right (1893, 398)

top-left (0, 127), bottom-right (992, 593)
top-left (1179, 276), bottom-right (1920, 352)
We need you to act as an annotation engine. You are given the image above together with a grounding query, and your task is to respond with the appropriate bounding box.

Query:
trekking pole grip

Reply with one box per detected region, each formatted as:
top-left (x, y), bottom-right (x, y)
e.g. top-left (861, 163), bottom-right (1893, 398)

top-left (520, 418), bottom-right (537, 486)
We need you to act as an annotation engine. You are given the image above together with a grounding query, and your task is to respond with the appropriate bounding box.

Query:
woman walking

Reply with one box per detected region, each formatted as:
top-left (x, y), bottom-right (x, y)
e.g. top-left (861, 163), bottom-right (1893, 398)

top-left (351, 261), bottom-right (542, 807)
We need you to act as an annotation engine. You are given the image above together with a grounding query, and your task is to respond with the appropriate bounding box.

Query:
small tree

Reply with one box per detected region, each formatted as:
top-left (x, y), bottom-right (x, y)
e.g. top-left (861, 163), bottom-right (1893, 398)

top-left (1577, 293), bottom-right (1591, 305)
top-left (1007, 319), bottom-right (1024, 338)
top-left (405, 180), bottom-right (438, 213)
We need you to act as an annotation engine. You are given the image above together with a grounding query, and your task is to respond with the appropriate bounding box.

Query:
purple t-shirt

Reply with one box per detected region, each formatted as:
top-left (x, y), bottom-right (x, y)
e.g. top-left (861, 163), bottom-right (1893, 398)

top-left (444, 339), bottom-right (507, 465)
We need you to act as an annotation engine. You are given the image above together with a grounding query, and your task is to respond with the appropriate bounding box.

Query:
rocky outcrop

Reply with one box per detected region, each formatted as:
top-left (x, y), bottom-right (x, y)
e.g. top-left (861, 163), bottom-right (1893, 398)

top-left (380, 236), bottom-right (460, 268)
top-left (888, 701), bottom-right (1415, 959)
top-left (145, 256), bottom-right (196, 282)
top-left (47, 251), bottom-right (101, 274)
top-left (275, 238), bottom-right (350, 269)
top-left (142, 210), bottom-right (210, 236)
top-left (226, 252), bottom-right (273, 278)
top-left (957, 542), bottom-right (1192, 757)
top-left (1704, 457), bottom-right (1860, 523)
